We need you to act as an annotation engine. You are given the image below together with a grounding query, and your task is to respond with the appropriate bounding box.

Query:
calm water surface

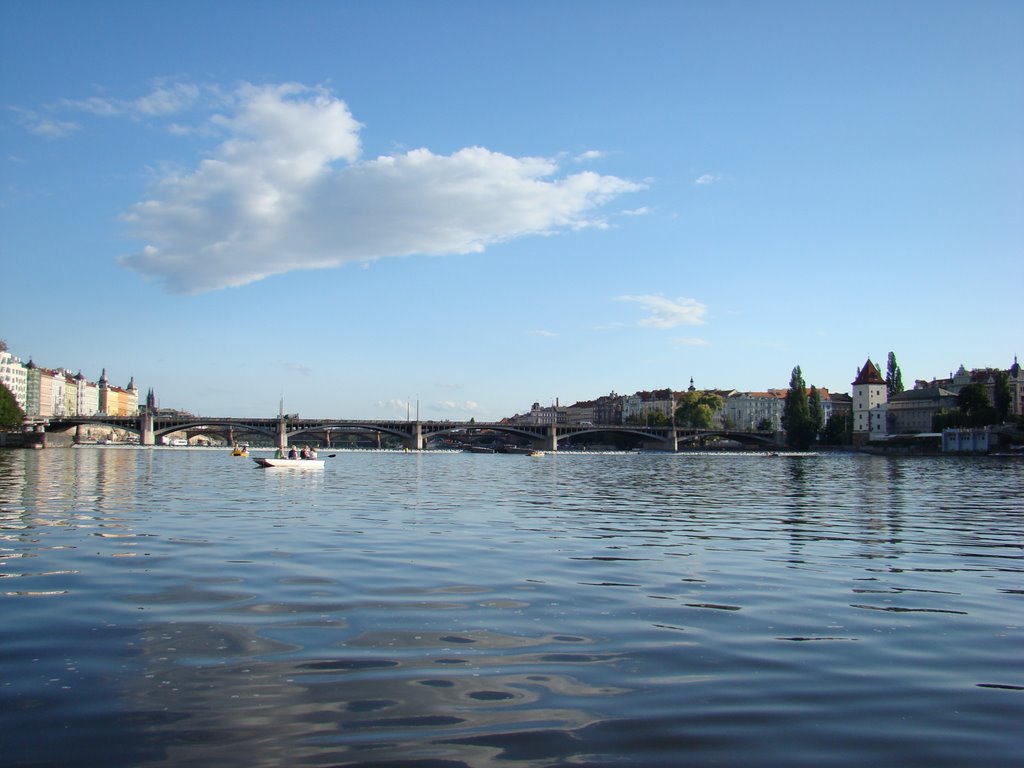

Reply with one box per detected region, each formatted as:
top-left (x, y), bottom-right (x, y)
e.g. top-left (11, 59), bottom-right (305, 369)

top-left (1, 448), bottom-right (1021, 767)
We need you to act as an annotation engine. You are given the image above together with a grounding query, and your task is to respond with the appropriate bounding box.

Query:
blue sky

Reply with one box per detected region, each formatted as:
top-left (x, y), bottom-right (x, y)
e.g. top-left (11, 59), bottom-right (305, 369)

top-left (1, 0), bottom-right (1021, 420)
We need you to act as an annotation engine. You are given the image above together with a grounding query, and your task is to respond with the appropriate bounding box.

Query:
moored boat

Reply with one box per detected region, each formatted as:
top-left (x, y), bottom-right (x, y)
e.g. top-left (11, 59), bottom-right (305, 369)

top-left (253, 457), bottom-right (324, 469)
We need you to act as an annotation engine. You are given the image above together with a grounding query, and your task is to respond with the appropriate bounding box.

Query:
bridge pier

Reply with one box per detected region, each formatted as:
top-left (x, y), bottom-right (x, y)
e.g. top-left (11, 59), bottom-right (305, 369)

top-left (140, 412), bottom-right (155, 446)
top-left (403, 422), bottom-right (423, 451)
top-left (545, 425), bottom-right (558, 452)
top-left (277, 418), bottom-right (288, 450)
top-left (24, 423), bottom-right (46, 449)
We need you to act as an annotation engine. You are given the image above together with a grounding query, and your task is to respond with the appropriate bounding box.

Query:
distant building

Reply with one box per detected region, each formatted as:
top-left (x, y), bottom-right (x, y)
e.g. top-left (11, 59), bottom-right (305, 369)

top-left (509, 401), bottom-right (566, 426)
top-left (0, 350), bottom-right (27, 411)
top-left (76, 372), bottom-right (99, 416)
top-left (98, 371), bottom-right (139, 416)
top-left (829, 392), bottom-right (852, 421)
top-left (592, 392), bottom-right (623, 425)
top-left (24, 360), bottom-right (40, 417)
top-left (852, 358), bottom-right (887, 443)
top-left (622, 389), bottom-right (674, 424)
top-left (564, 400), bottom-right (596, 425)
top-left (724, 390), bottom-right (786, 431)
top-left (916, 357), bottom-right (1023, 418)
top-left (887, 387), bottom-right (957, 434)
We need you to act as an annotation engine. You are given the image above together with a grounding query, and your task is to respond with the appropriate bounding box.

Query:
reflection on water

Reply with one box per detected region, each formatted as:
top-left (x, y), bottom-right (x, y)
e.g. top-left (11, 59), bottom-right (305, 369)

top-left (0, 448), bottom-right (1021, 767)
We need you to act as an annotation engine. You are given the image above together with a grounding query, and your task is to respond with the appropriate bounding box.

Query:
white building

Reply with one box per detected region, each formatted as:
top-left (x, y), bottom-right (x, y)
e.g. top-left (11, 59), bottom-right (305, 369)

top-left (510, 402), bottom-right (565, 426)
top-left (49, 369), bottom-right (67, 417)
top-left (724, 390), bottom-right (786, 431)
top-left (0, 350), bottom-right (27, 411)
top-left (75, 372), bottom-right (99, 416)
top-left (852, 358), bottom-right (887, 443)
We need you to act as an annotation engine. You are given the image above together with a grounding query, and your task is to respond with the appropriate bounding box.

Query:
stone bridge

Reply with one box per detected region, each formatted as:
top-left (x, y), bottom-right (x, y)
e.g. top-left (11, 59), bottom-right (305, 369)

top-left (36, 414), bottom-right (780, 451)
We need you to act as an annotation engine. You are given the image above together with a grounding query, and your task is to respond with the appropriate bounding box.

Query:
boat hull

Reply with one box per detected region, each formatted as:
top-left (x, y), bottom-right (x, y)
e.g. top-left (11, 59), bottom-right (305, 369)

top-left (253, 457), bottom-right (324, 468)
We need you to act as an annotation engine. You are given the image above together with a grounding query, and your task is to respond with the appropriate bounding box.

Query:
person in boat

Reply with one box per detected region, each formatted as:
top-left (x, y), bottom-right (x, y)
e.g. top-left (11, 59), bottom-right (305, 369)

top-left (275, 446), bottom-right (285, 459)
top-left (288, 445), bottom-right (298, 460)
top-left (300, 445), bottom-right (310, 459)
top-left (309, 446), bottom-right (318, 459)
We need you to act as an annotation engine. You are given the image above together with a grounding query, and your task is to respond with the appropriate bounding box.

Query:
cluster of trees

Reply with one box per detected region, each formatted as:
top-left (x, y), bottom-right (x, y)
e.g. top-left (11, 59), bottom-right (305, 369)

top-left (933, 374), bottom-right (1013, 430)
top-left (785, 352), bottom-right (906, 450)
top-left (781, 366), bottom-right (825, 450)
top-left (624, 390), bottom-right (726, 429)
top-left (0, 382), bottom-right (23, 430)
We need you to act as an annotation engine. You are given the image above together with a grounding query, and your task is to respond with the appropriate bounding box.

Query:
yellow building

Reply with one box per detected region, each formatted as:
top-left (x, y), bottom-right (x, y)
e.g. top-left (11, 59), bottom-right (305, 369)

top-left (99, 369), bottom-right (139, 416)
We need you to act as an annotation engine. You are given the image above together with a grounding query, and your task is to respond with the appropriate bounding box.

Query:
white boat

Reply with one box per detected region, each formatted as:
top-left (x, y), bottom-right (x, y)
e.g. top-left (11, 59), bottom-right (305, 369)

top-left (253, 457), bottom-right (324, 469)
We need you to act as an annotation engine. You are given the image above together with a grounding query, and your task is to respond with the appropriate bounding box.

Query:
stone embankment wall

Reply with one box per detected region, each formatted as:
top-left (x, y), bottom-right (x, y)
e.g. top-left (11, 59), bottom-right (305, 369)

top-left (0, 432), bottom-right (26, 448)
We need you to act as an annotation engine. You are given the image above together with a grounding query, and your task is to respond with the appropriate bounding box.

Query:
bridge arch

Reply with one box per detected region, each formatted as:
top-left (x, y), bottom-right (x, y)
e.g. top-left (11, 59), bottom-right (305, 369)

top-left (154, 420), bottom-right (276, 441)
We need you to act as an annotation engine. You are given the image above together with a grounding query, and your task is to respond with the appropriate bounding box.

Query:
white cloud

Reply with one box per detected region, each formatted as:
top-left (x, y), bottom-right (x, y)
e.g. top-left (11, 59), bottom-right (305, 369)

top-left (622, 206), bottom-right (650, 216)
top-left (31, 117), bottom-right (80, 138)
top-left (672, 337), bottom-right (710, 346)
top-left (61, 81), bottom-right (211, 119)
top-left (529, 329), bottom-right (558, 337)
top-left (11, 107), bottom-right (79, 138)
top-left (574, 149), bottom-right (605, 162)
top-left (115, 83), bottom-right (642, 293)
top-left (694, 173), bottom-right (720, 185)
top-left (617, 294), bottom-right (708, 328)
top-left (377, 399), bottom-right (411, 415)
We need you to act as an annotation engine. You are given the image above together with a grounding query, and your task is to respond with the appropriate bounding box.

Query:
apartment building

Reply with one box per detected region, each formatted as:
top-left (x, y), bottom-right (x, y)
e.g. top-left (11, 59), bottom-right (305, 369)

top-left (0, 350), bottom-right (27, 410)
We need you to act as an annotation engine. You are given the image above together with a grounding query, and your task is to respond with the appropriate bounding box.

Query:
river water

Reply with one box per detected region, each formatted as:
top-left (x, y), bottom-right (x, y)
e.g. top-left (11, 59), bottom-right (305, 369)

top-left (1, 447), bottom-right (1021, 767)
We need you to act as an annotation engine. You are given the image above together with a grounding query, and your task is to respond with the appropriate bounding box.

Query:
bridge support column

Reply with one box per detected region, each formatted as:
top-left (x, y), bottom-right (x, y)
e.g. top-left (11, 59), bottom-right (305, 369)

top-left (545, 425), bottom-right (558, 452)
top-left (667, 428), bottom-right (678, 452)
top-left (139, 412), bottom-right (155, 446)
top-left (277, 418), bottom-right (288, 451)
top-left (404, 422), bottom-right (423, 451)
top-left (24, 423), bottom-right (46, 449)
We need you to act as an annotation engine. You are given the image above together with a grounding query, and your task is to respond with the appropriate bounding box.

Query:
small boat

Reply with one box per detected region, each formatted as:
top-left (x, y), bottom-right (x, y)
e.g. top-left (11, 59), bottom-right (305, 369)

top-left (528, 450), bottom-right (545, 457)
top-left (231, 445), bottom-right (249, 457)
top-left (253, 457), bottom-right (324, 469)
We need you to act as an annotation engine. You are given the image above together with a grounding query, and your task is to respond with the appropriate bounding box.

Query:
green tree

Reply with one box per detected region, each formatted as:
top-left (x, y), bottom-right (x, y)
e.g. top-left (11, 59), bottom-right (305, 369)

top-left (0, 381), bottom-right (24, 429)
top-left (627, 410), bottom-right (670, 427)
top-left (822, 412), bottom-right (851, 446)
top-left (886, 352), bottom-right (904, 397)
top-left (808, 386), bottom-right (825, 439)
top-left (957, 383), bottom-right (996, 427)
top-left (674, 390), bottom-right (724, 429)
top-left (993, 372), bottom-right (1011, 423)
top-left (933, 407), bottom-right (964, 431)
top-left (782, 366), bottom-right (815, 449)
